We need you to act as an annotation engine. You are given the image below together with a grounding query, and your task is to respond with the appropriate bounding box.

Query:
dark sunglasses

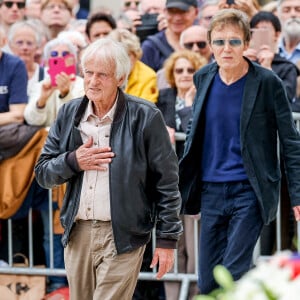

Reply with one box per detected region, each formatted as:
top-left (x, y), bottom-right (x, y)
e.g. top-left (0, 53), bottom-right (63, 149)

top-left (174, 67), bottom-right (195, 75)
top-left (211, 39), bottom-right (243, 47)
top-left (124, 1), bottom-right (139, 7)
top-left (50, 50), bottom-right (70, 57)
top-left (183, 41), bottom-right (207, 50)
top-left (2, 1), bottom-right (25, 9)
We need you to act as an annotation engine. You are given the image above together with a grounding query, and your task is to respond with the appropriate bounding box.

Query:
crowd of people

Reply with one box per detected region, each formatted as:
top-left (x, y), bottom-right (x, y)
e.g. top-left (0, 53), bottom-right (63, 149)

top-left (1, 0), bottom-right (300, 299)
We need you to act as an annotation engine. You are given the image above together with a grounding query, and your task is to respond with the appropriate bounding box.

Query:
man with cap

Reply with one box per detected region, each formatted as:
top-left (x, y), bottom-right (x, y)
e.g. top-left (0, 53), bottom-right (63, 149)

top-left (141, 0), bottom-right (198, 71)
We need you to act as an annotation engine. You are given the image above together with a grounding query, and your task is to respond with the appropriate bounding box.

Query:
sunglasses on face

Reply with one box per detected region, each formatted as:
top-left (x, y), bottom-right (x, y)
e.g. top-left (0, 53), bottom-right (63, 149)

top-left (174, 67), bottom-right (195, 75)
top-left (50, 50), bottom-right (70, 57)
top-left (2, 1), bottom-right (25, 9)
top-left (124, 1), bottom-right (139, 7)
top-left (211, 39), bottom-right (243, 47)
top-left (183, 41), bottom-right (207, 50)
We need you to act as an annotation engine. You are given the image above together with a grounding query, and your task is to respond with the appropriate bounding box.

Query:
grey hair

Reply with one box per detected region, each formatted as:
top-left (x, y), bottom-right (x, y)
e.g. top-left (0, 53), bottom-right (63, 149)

top-left (80, 37), bottom-right (131, 84)
top-left (43, 37), bottom-right (78, 61)
top-left (8, 20), bottom-right (41, 46)
top-left (198, 0), bottom-right (219, 19)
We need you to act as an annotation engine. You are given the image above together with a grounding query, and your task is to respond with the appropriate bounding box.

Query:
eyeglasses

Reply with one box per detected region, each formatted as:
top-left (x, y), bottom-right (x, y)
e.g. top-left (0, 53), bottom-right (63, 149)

top-left (174, 67), bottom-right (195, 75)
top-left (50, 50), bottom-right (70, 57)
top-left (183, 41), bottom-right (207, 50)
top-left (203, 15), bottom-right (213, 21)
top-left (124, 1), bottom-right (139, 7)
top-left (2, 1), bottom-right (25, 9)
top-left (211, 39), bottom-right (243, 47)
top-left (14, 40), bottom-right (36, 48)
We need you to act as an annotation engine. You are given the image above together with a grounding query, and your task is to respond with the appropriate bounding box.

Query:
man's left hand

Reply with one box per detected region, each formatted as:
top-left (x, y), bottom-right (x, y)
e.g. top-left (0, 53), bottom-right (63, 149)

top-left (293, 205), bottom-right (300, 221)
top-left (150, 248), bottom-right (175, 279)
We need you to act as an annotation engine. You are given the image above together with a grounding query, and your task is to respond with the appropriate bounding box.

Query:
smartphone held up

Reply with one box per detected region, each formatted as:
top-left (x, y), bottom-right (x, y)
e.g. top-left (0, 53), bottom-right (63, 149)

top-left (48, 54), bottom-right (76, 87)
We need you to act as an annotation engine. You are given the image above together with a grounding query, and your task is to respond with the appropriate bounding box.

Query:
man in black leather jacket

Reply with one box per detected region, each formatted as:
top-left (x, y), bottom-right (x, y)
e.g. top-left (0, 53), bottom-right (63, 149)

top-left (35, 38), bottom-right (182, 300)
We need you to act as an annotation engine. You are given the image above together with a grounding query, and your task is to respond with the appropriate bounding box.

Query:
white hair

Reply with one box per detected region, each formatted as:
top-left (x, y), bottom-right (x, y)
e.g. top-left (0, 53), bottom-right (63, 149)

top-left (80, 37), bottom-right (131, 84)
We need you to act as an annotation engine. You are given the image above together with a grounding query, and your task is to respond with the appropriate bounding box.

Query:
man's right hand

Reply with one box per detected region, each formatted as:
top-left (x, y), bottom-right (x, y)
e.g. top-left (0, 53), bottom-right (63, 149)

top-left (76, 137), bottom-right (115, 171)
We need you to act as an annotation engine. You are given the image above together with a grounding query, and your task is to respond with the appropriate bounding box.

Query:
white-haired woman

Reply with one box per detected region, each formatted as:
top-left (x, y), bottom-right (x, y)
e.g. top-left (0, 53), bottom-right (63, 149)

top-left (24, 38), bottom-right (84, 127)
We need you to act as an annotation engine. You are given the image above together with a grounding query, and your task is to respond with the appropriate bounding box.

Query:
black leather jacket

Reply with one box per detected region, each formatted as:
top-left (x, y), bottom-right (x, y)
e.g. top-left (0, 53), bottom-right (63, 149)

top-left (35, 89), bottom-right (182, 254)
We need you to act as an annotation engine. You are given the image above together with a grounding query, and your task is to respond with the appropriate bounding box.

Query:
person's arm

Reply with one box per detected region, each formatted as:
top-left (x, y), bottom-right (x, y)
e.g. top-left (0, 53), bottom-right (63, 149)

top-left (0, 103), bottom-right (26, 125)
top-left (143, 109), bottom-right (183, 278)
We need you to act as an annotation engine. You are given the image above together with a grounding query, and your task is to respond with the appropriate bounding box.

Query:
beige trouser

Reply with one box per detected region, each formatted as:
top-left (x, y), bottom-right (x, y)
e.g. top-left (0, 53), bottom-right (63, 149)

top-left (64, 220), bottom-right (145, 300)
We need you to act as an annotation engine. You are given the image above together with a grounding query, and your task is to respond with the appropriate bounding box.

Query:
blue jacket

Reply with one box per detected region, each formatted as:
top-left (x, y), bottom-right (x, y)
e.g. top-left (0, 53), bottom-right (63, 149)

top-left (179, 58), bottom-right (300, 224)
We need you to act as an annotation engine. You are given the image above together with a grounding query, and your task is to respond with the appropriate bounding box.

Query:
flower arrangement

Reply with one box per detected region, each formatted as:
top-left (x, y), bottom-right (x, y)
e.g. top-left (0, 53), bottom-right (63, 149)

top-left (195, 251), bottom-right (300, 300)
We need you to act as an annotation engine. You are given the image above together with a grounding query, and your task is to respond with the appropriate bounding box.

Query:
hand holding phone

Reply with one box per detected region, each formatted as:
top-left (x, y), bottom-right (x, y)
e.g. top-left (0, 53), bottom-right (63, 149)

top-left (250, 28), bottom-right (273, 52)
top-left (48, 54), bottom-right (76, 87)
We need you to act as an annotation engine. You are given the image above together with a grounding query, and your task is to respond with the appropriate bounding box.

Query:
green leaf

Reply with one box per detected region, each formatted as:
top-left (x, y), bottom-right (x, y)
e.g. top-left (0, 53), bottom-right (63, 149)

top-left (194, 295), bottom-right (215, 300)
top-left (213, 265), bottom-right (234, 290)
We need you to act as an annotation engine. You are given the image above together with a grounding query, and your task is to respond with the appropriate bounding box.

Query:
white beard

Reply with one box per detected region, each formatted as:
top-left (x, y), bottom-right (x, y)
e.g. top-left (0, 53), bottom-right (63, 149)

top-left (283, 18), bottom-right (300, 41)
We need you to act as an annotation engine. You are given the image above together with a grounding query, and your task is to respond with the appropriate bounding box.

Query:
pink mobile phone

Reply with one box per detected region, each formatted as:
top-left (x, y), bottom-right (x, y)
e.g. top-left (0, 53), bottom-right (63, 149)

top-left (48, 54), bottom-right (76, 87)
top-left (250, 28), bottom-right (273, 51)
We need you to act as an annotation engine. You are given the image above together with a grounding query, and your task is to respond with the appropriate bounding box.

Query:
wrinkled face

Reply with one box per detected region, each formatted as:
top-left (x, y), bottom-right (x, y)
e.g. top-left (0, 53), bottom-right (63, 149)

top-left (88, 21), bottom-right (113, 42)
top-left (0, 0), bottom-right (26, 26)
top-left (83, 58), bottom-right (124, 106)
top-left (279, 0), bottom-right (300, 23)
top-left (141, 0), bottom-right (165, 14)
top-left (173, 57), bottom-right (195, 91)
top-left (25, 0), bottom-right (42, 19)
top-left (122, 0), bottom-right (140, 11)
top-left (165, 6), bottom-right (198, 35)
top-left (210, 24), bottom-right (248, 71)
top-left (10, 26), bottom-right (38, 64)
top-left (182, 26), bottom-right (212, 61)
top-left (41, 0), bottom-right (72, 28)
top-left (199, 5), bottom-right (219, 29)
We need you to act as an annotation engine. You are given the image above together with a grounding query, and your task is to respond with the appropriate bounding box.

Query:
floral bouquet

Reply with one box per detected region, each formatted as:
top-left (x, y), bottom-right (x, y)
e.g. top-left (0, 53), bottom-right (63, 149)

top-left (195, 251), bottom-right (300, 300)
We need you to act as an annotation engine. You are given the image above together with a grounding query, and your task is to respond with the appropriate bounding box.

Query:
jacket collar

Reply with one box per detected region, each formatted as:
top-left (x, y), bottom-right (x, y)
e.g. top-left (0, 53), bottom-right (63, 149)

top-left (192, 57), bottom-right (261, 142)
top-left (74, 88), bottom-right (126, 127)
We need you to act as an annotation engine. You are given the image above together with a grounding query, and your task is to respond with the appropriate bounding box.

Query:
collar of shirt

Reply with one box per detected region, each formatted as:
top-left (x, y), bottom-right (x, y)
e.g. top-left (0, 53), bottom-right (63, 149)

top-left (278, 38), bottom-right (300, 63)
top-left (81, 93), bottom-right (119, 123)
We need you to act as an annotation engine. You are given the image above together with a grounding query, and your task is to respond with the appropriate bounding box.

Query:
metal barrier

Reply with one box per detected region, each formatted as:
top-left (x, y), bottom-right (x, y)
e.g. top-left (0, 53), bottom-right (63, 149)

top-left (1, 115), bottom-right (300, 300)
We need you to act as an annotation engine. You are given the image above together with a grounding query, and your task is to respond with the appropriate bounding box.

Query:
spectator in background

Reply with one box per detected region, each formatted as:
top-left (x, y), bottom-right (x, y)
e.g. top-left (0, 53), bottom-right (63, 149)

top-left (180, 25), bottom-right (214, 63)
top-left (109, 28), bottom-right (158, 103)
top-left (116, 13), bottom-right (136, 33)
top-left (40, 0), bottom-right (74, 39)
top-left (0, 25), bottom-right (47, 271)
top-left (244, 11), bottom-right (299, 102)
top-left (141, 0), bottom-right (198, 71)
top-left (157, 49), bottom-right (206, 300)
top-left (72, 0), bottom-right (88, 19)
top-left (8, 21), bottom-right (46, 97)
top-left (157, 23), bottom-right (212, 90)
top-left (85, 12), bottom-right (116, 43)
top-left (261, 0), bottom-right (278, 14)
top-left (25, 0), bottom-right (42, 19)
top-left (121, 0), bottom-right (141, 12)
top-left (26, 18), bottom-right (51, 65)
top-left (24, 37), bottom-right (84, 293)
top-left (277, 0), bottom-right (300, 111)
top-left (122, 0), bottom-right (167, 35)
top-left (278, 0), bottom-right (300, 65)
top-left (24, 38), bottom-right (84, 127)
top-left (218, 0), bottom-right (260, 19)
top-left (0, 26), bottom-right (27, 124)
top-left (198, 0), bottom-right (219, 28)
top-left (0, 0), bottom-right (26, 34)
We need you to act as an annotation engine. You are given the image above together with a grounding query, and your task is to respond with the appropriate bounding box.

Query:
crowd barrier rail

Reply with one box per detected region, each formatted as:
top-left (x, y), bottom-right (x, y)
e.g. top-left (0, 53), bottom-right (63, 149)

top-left (1, 113), bottom-right (300, 300)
